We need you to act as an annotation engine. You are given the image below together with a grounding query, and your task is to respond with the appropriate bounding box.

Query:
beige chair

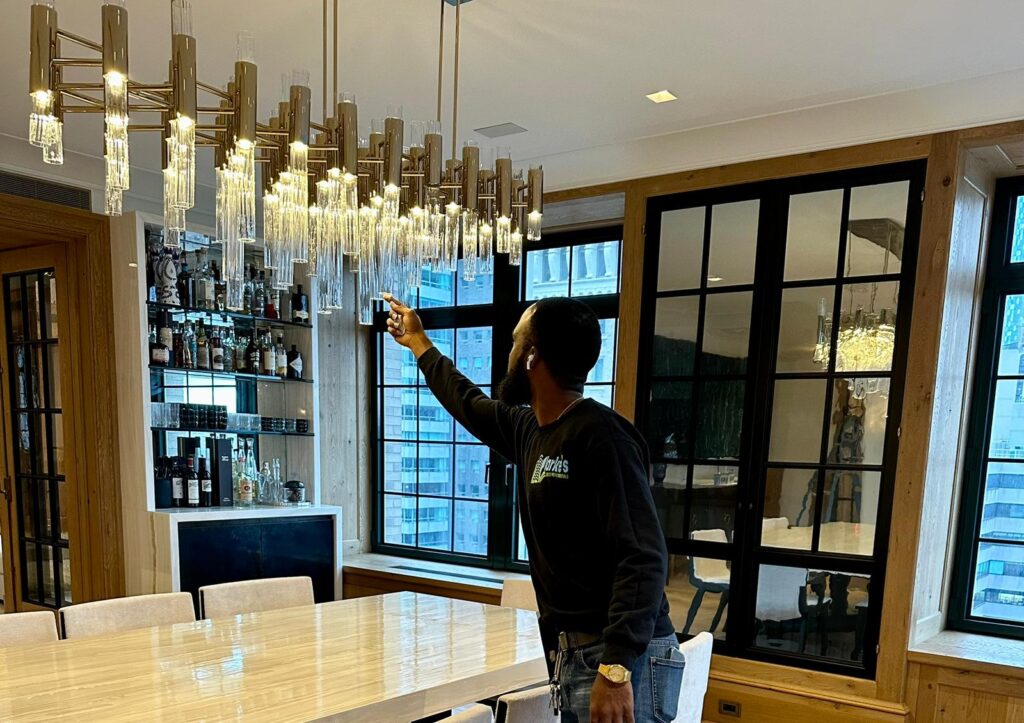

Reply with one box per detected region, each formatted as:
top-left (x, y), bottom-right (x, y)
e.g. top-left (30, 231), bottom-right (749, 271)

top-left (495, 686), bottom-right (557, 722)
top-left (60, 592), bottom-right (196, 639)
top-left (444, 704), bottom-right (494, 723)
top-left (762, 516), bottom-right (789, 533)
top-left (199, 576), bottom-right (314, 619)
top-left (675, 631), bottom-right (714, 723)
top-left (500, 578), bottom-right (538, 612)
top-left (0, 611), bottom-right (59, 646)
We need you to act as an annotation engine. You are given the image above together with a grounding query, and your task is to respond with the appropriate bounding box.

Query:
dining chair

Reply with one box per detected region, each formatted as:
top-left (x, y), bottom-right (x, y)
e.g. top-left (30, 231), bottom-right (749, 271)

top-left (500, 578), bottom-right (539, 612)
top-left (442, 704), bottom-right (494, 723)
top-left (761, 516), bottom-right (789, 534)
top-left (495, 685), bottom-right (558, 722)
top-left (681, 529), bottom-right (730, 635)
top-left (60, 592), bottom-right (196, 639)
top-left (674, 631), bottom-right (714, 723)
top-left (0, 610), bottom-right (59, 646)
top-left (199, 576), bottom-right (314, 619)
top-left (754, 565), bottom-right (831, 654)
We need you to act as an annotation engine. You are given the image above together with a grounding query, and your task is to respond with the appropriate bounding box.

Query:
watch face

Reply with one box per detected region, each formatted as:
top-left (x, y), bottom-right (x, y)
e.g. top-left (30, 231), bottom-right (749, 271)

top-left (609, 667), bottom-right (626, 683)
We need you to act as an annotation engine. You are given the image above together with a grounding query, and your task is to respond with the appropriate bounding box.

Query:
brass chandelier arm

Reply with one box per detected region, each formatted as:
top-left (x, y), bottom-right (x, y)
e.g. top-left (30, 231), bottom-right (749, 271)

top-left (197, 80), bottom-right (232, 101)
top-left (62, 106), bottom-right (105, 114)
top-left (60, 90), bottom-right (103, 107)
top-left (57, 82), bottom-right (103, 90)
top-left (52, 58), bottom-right (102, 68)
top-left (56, 29), bottom-right (101, 53)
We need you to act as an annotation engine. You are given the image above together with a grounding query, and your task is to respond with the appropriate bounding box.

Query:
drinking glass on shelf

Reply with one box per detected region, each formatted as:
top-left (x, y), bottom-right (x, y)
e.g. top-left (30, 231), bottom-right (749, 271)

top-left (248, 414), bottom-right (261, 433)
top-left (151, 402), bottom-right (165, 428)
top-left (166, 403), bottom-right (180, 429)
top-left (285, 418), bottom-right (297, 434)
top-left (227, 412), bottom-right (240, 430)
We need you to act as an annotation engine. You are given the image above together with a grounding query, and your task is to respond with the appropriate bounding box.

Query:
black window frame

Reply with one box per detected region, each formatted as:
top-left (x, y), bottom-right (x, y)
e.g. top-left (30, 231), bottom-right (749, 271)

top-left (637, 161), bottom-right (925, 678)
top-left (949, 175), bottom-right (1024, 640)
top-left (371, 225), bottom-right (623, 572)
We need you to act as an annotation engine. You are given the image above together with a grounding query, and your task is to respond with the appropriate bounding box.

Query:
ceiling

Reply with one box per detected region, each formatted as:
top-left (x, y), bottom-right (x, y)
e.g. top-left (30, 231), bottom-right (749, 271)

top-left (3, 0), bottom-right (1024, 193)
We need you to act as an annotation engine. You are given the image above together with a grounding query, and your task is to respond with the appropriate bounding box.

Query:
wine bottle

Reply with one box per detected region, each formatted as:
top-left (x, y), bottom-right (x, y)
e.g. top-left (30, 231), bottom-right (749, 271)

top-left (186, 455), bottom-right (200, 508)
top-left (253, 271), bottom-right (267, 318)
top-left (158, 312), bottom-right (174, 367)
top-left (261, 331), bottom-right (276, 376)
top-left (171, 456), bottom-right (185, 508)
top-left (246, 330), bottom-right (260, 374)
top-left (235, 441), bottom-right (254, 507)
top-left (275, 334), bottom-right (287, 378)
top-left (149, 323), bottom-right (168, 367)
top-left (178, 261), bottom-right (193, 309)
top-left (199, 454), bottom-right (213, 507)
top-left (291, 284), bottom-right (309, 324)
top-left (196, 321), bottom-right (210, 370)
top-left (222, 326), bottom-right (235, 372)
top-left (287, 344), bottom-right (303, 381)
top-left (180, 322), bottom-right (195, 369)
top-left (211, 329), bottom-right (224, 371)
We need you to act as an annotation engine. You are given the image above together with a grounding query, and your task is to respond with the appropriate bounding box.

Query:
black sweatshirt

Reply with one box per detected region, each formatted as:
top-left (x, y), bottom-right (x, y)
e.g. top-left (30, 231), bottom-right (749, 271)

top-left (418, 347), bottom-right (674, 668)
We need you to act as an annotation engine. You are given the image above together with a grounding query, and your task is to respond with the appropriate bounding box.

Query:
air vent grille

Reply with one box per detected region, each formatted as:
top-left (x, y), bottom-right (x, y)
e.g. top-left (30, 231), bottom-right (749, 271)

top-left (0, 171), bottom-right (91, 211)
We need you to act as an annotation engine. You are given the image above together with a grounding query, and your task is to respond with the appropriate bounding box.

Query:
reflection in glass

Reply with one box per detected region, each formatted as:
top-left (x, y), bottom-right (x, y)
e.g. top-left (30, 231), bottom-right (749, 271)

top-left (777, 286), bottom-right (834, 373)
top-left (785, 190), bottom-right (843, 281)
top-left (666, 553), bottom-right (728, 638)
top-left (653, 296), bottom-right (699, 377)
top-left (819, 470), bottom-right (880, 554)
top-left (996, 294), bottom-right (1024, 376)
top-left (846, 181), bottom-right (909, 277)
top-left (651, 464), bottom-right (688, 538)
top-left (762, 468), bottom-right (815, 550)
top-left (702, 293), bottom-right (751, 374)
top-left (647, 382), bottom-right (692, 459)
top-left (769, 379), bottom-right (826, 463)
top-left (417, 497), bottom-right (452, 550)
top-left (828, 380), bottom-right (888, 467)
top-left (7, 275), bottom-right (23, 341)
top-left (832, 282), bottom-right (899, 378)
top-left (691, 465), bottom-right (738, 541)
top-left (971, 542), bottom-right (1024, 623)
top-left (708, 200), bottom-right (758, 286)
top-left (696, 381), bottom-right (744, 459)
top-left (658, 207), bottom-right (705, 291)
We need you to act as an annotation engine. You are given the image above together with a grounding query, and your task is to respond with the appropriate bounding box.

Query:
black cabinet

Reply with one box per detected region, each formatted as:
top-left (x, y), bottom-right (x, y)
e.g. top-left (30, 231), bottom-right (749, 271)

top-left (178, 515), bottom-right (335, 615)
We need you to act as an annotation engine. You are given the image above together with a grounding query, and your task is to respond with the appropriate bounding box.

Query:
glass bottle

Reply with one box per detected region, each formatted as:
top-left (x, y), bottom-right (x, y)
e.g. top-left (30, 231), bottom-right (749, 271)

top-left (211, 328), bottom-right (224, 371)
top-left (244, 440), bottom-right (260, 504)
top-left (260, 330), bottom-right (275, 376)
top-left (246, 330), bottom-right (260, 374)
top-left (291, 284), bottom-right (309, 324)
top-left (264, 270), bottom-right (279, 319)
top-left (158, 312), bottom-right (174, 367)
top-left (195, 320), bottom-right (210, 370)
top-left (275, 334), bottom-right (287, 378)
top-left (260, 461), bottom-right (272, 505)
top-left (149, 323), bottom-right (169, 367)
top-left (286, 344), bottom-right (303, 380)
top-left (272, 458), bottom-right (283, 505)
top-left (177, 260), bottom-right (193, 309)
top-left (199, 454), bottom-right (213, 507)
top-left (253, 270), bottom-right (267, 318)
top-left (180, 322), bottom-right (196, 369)
top-left (172, 322), bottom-right (185, 369)
top-left (222, 326), bottom-right (235, 372)
top-left (186, 455), bottom-right (200, 508)
top-left (235, 441), bottom-right (254, 507)
top-left (171, 456), bottom-right (185, 508)
top-left (242, 264), bottom-right (254, 314)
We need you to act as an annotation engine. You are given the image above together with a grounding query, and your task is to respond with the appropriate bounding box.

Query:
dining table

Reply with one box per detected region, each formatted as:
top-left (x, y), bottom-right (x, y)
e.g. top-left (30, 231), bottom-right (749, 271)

top-left (0, 591), bottom-right (548, 722)
top-left (761, 521), bottom-right (876, 558)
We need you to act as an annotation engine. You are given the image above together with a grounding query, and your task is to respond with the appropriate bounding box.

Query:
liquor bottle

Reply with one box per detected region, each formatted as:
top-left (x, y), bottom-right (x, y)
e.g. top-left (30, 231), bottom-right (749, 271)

top-left (264, 271), bottom-right (279, 320)
top-left (198, 251), bottom-right (216, 310)
top-left (272, 457), bottom-right (283, 505)
top-left (211, 329), bottom-right (224, 371)
top-left (244, 440), bottom-right (260, 504)
top-left (198, 454), bottom-right (213, 507)
top-left (246, 330), bottom-right (260, 374)
top-left (261, 330), bottom-right (276, 376)
top-left (222, 326), bottom-right (235, 372)
top-left (149, 323), bottom-right (169, 367)
top-left (195, 320), bottom-right (210, 370)
top-left (177, 261), bottom-right (193, 309)
top-left (186, 455), bottom-right (200, 508)
top-left (154, 251), bottom-right (180, 306)
top-left (212, 260), bottom-right (226, 311)
top-left (253, 270), bottom-right (267, 318)
top-left (287, 344), bottom-right (303, 380)
top-left (158, 312), bottom-right (174, 367)
top-left (242, 265), bottom-right (254, 314)
top-left (172, 323), bottom-right (185, 369)
top-left (275, 334), bottom-right (287, 378)
top-left (259, 461), bottom-right (272, 505)
top-left (180, 322), bottom-right (195, 369)
top-left (291, 284), bottom-right (309, 324)
top-left (235, 441), bottom-right (254, 507)
top-left (171, 456), bottom-right (185, 508)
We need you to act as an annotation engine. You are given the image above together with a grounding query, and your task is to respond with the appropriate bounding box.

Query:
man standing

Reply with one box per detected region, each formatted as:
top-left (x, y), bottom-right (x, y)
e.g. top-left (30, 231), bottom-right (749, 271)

top-left (384, 293), bottom-right (683, 723)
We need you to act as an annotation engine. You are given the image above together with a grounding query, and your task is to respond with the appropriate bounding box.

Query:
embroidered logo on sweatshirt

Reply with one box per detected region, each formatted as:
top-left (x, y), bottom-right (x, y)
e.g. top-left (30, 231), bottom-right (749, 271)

top-left (530, 454), bottom-right (570, 485)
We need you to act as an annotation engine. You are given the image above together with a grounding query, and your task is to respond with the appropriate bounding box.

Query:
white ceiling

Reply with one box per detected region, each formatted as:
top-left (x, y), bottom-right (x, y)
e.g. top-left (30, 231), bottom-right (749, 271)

top-left (4, 0), bottom-right (1024, 196)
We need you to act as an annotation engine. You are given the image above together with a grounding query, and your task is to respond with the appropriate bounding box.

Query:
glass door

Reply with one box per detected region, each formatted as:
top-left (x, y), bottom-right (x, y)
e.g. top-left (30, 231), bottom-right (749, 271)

top-left (0, 245), bottom-right (75, 610)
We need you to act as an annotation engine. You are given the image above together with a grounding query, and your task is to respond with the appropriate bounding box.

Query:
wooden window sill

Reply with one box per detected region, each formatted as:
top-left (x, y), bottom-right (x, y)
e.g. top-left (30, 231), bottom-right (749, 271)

top-left (909, 630), bottom-right (1024, 678)
top-left (343, 553), bottom-right (529, 597)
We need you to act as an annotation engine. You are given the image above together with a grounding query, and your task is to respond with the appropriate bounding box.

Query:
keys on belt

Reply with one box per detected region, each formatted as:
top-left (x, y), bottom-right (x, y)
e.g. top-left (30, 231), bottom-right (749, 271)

top-left (549, 632), bottom-right (603, 712)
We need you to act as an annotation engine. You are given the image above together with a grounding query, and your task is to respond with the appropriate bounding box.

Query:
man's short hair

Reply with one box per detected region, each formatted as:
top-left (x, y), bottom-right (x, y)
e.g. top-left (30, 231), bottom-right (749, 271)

top-left (528, 297), bottom-right (601, 392)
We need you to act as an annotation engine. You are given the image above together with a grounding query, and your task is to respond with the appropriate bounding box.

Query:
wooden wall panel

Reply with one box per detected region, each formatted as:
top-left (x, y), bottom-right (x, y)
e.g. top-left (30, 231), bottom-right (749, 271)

top-left (342, 567), bottom-right (502, 606)
top-left (908, 662), bottom-right (1024, 722)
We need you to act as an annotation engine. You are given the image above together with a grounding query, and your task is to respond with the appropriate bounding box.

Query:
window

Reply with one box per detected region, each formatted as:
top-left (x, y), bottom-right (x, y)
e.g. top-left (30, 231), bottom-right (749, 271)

top-left (373, 227), bottom-right (622, 569)
top-left (639, 162), bottom-right (923, 678)
top-left (951, 181), bottom-right (1024, 636)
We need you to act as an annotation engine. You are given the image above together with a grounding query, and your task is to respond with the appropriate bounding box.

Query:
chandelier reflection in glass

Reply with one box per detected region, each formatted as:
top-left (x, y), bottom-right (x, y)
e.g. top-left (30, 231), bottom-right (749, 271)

top-left (28, 0), bottom-right (543, 325)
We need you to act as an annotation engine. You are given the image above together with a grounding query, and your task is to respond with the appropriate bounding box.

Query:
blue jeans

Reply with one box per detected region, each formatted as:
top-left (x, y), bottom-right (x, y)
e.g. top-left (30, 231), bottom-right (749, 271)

top-left (557, 634), bottom-right (685, 723)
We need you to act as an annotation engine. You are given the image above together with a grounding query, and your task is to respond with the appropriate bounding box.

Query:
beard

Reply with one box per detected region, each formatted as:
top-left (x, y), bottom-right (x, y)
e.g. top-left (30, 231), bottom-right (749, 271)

top-left (497, 355), bottom-right (532, 406)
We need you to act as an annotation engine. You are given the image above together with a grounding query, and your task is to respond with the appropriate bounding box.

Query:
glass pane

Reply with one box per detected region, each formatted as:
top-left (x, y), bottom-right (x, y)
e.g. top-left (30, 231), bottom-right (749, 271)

top-left (19, 476), bottom-right (39, 540)
top-left (526, 247), bottom-right (570, 300)
top-left (13, 345), bottom-right (40, 409)
top-left (584, 384), bottom-right (613, 408)
top-left (25, 273), bottom-right (42, 341)
top-left (383, 494), bottom-right (417, 547)
top-left (846, 181), bottom-right (909, 278)
top-left (708, 200), bottom-right (759, 286)
top-left (987, 380), bottom-right (1024, 459)
top-left (666, 554), bottom-right (728, 640)
top-left (828, 379), bottom-right (888, 466)
top-left (41, 545), bottom-right (56, 606)
top-left (24, 542), bottom-right (39, 602)
top-left (418, 268), bottom-right (455, 308)
top-left (456, 259), bottom-right (493, 306)
top-left (456, 387), bottom-right (490, 443)
top-left (777, 286), bottom-right (835, 373)
top-left (455, 444), bottom-right (489, 500)
top-left (383, 441), bottom-right (417, 493)
top-left (418, 443), bottom-right (453, 496)
top-left (653, 297), bottom-right (699, 377)
top-left (647, 381), bottom-right (692, 460)
top-left (454, 500), bottom-right (488, 556)
top-left (702, 293), bottom-right (751, 374)
top-left (754, 564), bottom-right (871, 667)
top-left (834, 282), bottom-right (898, 373)
top-left (6, 275), bottom-right (24, 342)
top-left (57, 479), bottom-right (69, 542)
top-left (971, 542), bottom-right (1024, 623)
top-left (419, 389), bottom-right (453, 442)
top-left (382, 334), bottom-right (418, 385)
top-left (381, 387), bottom-right (416, 440)
top-left (46, 272), bottom-right (58, 338)
top-left (769, 379), bottom-right (826, 463)
top-left (691, 464), bottom-right (738, 541)
top-left (651, 467), bottom-right (688, 539)
top-left (996, 294), bottom-right (1024, 376)
top-left (456, 327), bottom-right (492, 386)
top-left (696, 381), bottom-right (744, 460)
top-left (658, 207), bottom-right (706, 292)
top-left (49, 412), bottom-right (64, 477)
top-left (417, 497), bottom-right (452, 550)
top-left (45, 344), bottom-right (60, 409)
top-left (819, 470), bottom-right (880, 555)
top-left (571, 241), bottom-right (621, 296)
top-left (60, 546), bottom-right (71, 604)
top-left (785, 189), bottom-right (843, 281)
top-left (587, 319), bottom-right (617, 384)
top-left (762, 468), bottom-right (815, 550)
top-left (980, 463), bottom-right (1024, 541)
top-left (1011, 197), bottom-right (1024, 264)
top-left (430, 328), bottom-right (454, 362)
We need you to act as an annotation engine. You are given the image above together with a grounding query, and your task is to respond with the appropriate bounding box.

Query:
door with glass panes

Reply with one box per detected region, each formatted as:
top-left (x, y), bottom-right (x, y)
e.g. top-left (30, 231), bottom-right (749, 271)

top-left (0, 244), bottom-right (78, 611)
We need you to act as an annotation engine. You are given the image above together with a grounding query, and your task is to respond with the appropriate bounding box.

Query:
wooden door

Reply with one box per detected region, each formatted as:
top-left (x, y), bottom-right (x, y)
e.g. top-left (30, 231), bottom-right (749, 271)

top-left (0, 244), bottom-right (80, 611)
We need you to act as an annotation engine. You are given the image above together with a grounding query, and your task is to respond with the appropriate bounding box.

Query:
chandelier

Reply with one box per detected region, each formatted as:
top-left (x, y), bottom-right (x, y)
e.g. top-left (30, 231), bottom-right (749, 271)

top-left (27, 0), bottom-right (544, 325)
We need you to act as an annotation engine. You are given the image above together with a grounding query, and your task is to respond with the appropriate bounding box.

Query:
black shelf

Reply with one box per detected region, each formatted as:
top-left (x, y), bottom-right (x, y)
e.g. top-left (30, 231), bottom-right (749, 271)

top-left (149, 365), bottom-right (313, 385)
top-left (151, 426), bottom-right (314, 437)
top-left (147, 301), bottom-right (314, 330)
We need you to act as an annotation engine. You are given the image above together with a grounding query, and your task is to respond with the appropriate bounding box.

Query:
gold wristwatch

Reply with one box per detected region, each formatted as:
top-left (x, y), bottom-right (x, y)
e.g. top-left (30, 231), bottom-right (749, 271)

top-left (597, 663), bottom-right (632, 685)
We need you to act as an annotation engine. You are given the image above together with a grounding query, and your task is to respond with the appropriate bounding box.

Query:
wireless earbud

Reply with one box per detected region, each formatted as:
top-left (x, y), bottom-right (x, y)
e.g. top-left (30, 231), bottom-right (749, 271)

top-left (526, 354), bottom-right (535, 371)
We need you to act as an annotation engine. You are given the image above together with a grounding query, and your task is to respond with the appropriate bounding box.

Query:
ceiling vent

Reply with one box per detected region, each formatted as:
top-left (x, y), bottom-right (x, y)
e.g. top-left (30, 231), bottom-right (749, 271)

top-left (0, 171), bottom-right (90, 211)
top-left (474, 122), bottom-right (528, 139)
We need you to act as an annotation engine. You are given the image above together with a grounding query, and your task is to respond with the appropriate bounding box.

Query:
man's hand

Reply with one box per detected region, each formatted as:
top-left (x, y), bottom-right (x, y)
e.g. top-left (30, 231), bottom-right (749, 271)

top-left (383, 293), bottom-right (434, 359)
top-left (589, 674), bottom-right (634, 723)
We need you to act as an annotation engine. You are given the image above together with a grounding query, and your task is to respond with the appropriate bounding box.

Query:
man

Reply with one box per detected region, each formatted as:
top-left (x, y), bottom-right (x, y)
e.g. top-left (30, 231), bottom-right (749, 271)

top-left (384, 293), bottom-right (682, 723)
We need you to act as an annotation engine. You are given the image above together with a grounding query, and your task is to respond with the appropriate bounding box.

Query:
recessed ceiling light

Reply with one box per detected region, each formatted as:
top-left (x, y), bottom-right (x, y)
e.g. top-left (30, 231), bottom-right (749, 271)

top-left (475, 122), bottom-right (528, 139)
top-left (646, 90), bottom-right (677, 104)
top-left (707, 275), bottom-right (724, 282)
